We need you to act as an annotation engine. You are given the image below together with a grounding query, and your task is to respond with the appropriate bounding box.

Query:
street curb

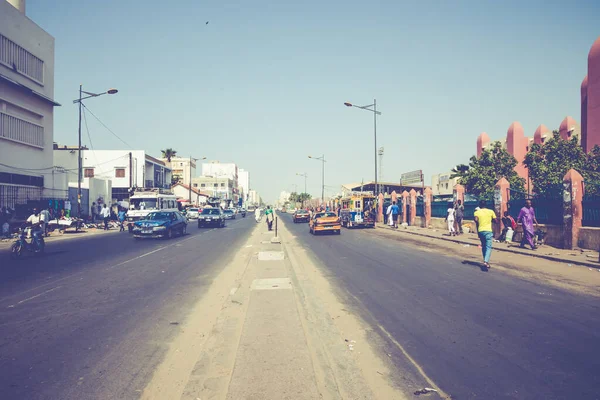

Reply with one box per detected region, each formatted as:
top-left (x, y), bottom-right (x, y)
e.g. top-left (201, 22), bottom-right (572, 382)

top-left (375, 225), bottom-right (600, 269)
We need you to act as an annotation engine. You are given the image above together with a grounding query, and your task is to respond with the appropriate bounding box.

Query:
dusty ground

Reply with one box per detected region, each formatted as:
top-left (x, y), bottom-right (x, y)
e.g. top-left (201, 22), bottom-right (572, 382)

top-left (366, 227), bottom-right (600, 298)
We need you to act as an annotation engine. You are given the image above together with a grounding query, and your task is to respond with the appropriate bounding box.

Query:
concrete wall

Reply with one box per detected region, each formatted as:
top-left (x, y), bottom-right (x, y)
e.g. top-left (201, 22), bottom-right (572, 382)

top-left (578, 227), bottom-right (600, 252)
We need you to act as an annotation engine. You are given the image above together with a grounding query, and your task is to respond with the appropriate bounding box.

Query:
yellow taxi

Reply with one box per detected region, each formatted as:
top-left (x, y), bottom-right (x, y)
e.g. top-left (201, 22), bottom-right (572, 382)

top-left (309, 211), bottom-right (341, 235)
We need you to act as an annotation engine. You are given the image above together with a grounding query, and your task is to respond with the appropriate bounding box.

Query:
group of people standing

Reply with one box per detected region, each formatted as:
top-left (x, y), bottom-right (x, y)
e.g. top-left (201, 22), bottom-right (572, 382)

top-left (445, 200), bottom-right (465, 236)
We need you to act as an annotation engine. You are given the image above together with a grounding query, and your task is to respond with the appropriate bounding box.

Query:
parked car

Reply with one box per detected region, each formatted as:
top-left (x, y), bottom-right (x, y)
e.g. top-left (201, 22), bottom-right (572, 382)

top-left (132, 211), bottom-right (187, 239)
top-left (187, 207), bottom-right (200, 219)
top-left (223, 209), bottom-right (236, 220)
top-left (198, 208), bottom-right (226, 228)
top-left (293, 209), bottom-right (310, 223)
top-left (309, 211), bottom-right (341, 235)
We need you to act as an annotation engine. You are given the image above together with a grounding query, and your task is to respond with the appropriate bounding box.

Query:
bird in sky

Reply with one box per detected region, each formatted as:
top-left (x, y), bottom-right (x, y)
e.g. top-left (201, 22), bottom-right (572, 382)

top-left (206, 21), bottom-right (209, 25)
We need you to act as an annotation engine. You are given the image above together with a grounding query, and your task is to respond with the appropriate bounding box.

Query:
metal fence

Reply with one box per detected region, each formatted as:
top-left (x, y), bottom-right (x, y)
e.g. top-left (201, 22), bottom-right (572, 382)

top-left (463, 200), bottom-right (479, 219)
top-left (431, 201), bottom-right (448, 218)
top-left (508, 194), bottom-right (562, 225)
top-left (416, 198), bottom-right (424, 217)
top-left (583, 192), bottom-right (600, 227)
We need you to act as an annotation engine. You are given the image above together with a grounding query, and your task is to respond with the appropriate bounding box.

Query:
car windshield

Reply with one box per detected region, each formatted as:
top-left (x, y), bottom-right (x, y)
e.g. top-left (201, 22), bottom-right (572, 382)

top-left (297, 211), bottom-right (309, 215)
top-left (130, 198), bottom-right (158, 210)
top-left (202, 209), bottom-right (221, 215)
top-left (316, 212), bottom-right (337, 218)
top-left (145, 212), bottom-right (171, 220)
top-left (224, 210), bottom-right (234, 214)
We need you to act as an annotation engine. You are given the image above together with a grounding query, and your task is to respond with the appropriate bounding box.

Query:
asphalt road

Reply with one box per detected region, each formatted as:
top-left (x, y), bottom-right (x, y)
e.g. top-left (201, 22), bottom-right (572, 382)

top-left (0, 215), bottom-right (254, 400)
top-left (281, 213), bottom-right (600, 400)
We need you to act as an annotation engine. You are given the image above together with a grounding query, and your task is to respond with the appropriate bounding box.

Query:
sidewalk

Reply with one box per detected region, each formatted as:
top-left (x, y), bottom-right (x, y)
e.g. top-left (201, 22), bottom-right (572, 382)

top-left (375, 223), bottom-right (600, 268)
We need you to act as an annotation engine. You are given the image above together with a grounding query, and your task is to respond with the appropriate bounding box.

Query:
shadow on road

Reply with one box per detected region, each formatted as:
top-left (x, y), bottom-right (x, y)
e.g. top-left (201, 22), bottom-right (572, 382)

top-left (461, 259), bottom-right (489, 272)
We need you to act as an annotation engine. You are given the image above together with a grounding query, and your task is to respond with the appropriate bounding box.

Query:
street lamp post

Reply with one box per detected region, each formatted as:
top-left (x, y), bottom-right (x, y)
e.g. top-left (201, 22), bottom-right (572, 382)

top-left (73, 85), bottom-right (118, 219)
top-left (308, 155), bottom-right (325, 204)
top-left (188, 156), bottom-right (206, 205)
top-left (296, 172), bottom-right (307, 208)
top-left (344, 99), bottom-right (381, 196)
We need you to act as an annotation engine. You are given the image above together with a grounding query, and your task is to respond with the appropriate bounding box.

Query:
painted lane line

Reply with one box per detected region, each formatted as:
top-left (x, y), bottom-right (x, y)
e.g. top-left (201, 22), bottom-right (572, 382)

top-left (7, 286), bottom-right (63, 308)
top-left (0, 229), bottom-right (215, 305)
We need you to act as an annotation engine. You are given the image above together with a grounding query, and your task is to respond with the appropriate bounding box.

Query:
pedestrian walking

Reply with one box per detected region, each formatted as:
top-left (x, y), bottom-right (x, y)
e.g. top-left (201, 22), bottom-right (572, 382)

top-left (100, 204), bottom-right (110, 230)
top-left (445, 203), bottom-right (456, 236)
top-left (265, 205), bottom-right (274, 231)
top-left (454, 200), bottom-right (464, 234)
top-left (118, 207), bottom-right (127, 232)
top-left (518, 199), bottom-right (538, 250)
top-left (474, 200), bottom-right (498, 269)
top-left (40, 207), bottom-right (50, 236)
top-left (390, 201), bottom-right (400, 228)
top-left (386, 203), bottom-right (394, 227)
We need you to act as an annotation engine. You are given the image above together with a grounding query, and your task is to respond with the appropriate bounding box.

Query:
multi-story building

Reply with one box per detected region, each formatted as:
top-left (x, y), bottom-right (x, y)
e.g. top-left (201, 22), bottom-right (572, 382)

top-left (162, 157), bottom-right (196, 186)
top-left (0, 0), bottom-right (63, 210)
top-left (248, 190), bottom-right (261, 206)
top-left (191, 176), bottom-right (235, 201)
top-left (54, 147), bottom-right (172, 202)
top-left (431, 173), bottom-right (459, 196)
top-left (238, 168), bottom-right (249, 203)
top-left (201, 161), bottom-right (239, 202)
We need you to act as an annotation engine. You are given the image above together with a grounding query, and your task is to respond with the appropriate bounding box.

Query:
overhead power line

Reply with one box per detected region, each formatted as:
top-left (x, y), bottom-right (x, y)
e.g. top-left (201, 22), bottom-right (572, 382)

top-left (81, 103), bottom-right (133, 149)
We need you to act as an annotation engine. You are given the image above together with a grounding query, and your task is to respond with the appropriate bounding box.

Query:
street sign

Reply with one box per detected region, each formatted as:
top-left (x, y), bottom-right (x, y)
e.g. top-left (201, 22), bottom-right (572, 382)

top-left (401, 170), bottom-right (423, 185)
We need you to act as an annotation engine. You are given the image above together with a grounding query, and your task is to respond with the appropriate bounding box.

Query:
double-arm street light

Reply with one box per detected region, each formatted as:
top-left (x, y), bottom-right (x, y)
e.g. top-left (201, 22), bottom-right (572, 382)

top-left (296, 172), bottom-right (308, 208)
top-left (189, 156), bottom-right (207, 204)
top-left (73, 85), bottom-right (118, 218)
top-left (308, 155), bottom-right (326, 204)
top-left (344, 99), bottom-right (381, 196)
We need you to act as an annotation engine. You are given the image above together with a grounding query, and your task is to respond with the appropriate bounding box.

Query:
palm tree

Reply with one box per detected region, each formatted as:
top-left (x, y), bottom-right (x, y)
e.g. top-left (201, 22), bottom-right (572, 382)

top-left (450, 163), bottom-right (469, 180)
top-left (161, 148), bottom-right (178, 162)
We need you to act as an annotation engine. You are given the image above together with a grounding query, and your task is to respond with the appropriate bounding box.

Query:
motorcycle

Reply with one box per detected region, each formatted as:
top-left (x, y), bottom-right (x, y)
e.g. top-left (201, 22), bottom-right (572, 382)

top-left (10, 226), bottom-right (45, 259)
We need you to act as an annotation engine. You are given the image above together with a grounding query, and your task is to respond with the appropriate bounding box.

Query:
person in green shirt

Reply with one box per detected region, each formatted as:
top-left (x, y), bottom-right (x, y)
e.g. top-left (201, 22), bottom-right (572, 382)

top-left (265, 206), bottom-right (274, 231)
top-left (473, 200), bottom-right (498, 268)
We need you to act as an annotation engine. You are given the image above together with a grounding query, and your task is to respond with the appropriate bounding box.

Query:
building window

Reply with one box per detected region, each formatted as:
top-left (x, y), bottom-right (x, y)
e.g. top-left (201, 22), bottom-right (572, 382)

top-left (214, 183), bottom-right (218, 187)
top-left (84, 168), bottom-right (94, 178)
top-left (221, 183), bottom-right (225, 187)
top-left (201, 184), bottom-right (206, 187)
top-left (180, 163), bottom-right (183, 166)
top-left (0, 34), bottom-right (44, 84)
top-left (193, 183), bottom-right (198, 187)
top-left (115, 168), bottom-right (126, 178)
top-left (0, 112), bottom-right (44, 148)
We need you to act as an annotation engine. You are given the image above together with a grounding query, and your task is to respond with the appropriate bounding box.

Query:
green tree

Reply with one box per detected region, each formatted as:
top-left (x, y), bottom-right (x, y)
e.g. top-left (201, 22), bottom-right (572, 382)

top-left (459, 141), bottom-right (526, 199)
top-left (160, 148), bottom-right (178, 162)
top-left (524, 131), bottom-right (592, 197)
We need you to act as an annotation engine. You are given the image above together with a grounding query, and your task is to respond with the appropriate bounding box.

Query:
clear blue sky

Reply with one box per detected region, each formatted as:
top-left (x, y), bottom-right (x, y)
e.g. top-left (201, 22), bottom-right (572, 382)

top-left (28, 0), bottom-right (599, 203)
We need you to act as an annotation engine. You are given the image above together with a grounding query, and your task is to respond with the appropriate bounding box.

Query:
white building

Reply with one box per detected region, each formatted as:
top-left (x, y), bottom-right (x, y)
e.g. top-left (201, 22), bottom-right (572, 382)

top-left (248, 190), bottom-right (261, 206)
top-left (171, 183), bottom-right (209, 207)
top-left (54, 147), bottom-right (172, 202)
top-left (162, 157), bottom-right (196, 186)
top-left (201, 161), bottom-right (239, 202)
top-left (431, 172), bottom-right (459, 196)
top-left (191, 176), bottom-right (235, 201)
top-left (238, 168), bottom-right (249, 202)
top-left (0, 0), bottom-right (63, 210)
top-left (278, 191), bottom-right (291, 206)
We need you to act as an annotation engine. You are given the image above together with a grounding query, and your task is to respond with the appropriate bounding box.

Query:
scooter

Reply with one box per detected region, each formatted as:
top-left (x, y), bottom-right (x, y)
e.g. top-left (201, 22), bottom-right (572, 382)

top-left (10, 226), bottom-right (45, 259)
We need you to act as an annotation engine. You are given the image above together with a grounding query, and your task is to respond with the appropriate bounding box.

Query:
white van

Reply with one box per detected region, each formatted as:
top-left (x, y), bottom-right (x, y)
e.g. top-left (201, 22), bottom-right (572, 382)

top-left (127, 188), bottom-right (178, 230)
